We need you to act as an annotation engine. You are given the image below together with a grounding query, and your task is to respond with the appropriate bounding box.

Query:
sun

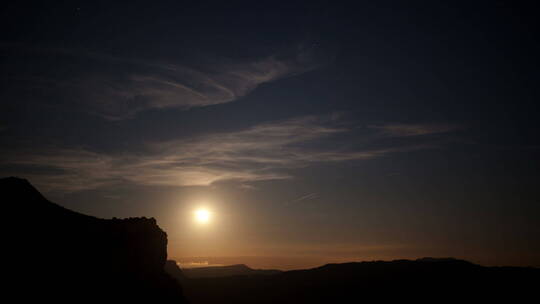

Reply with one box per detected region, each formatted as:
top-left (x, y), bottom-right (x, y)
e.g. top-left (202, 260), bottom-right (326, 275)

top-left (194, 209), bottom-right (211, 224)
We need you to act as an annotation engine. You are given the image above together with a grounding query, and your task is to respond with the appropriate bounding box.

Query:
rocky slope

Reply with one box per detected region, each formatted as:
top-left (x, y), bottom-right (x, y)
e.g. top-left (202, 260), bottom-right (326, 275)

top-left (2, 177), bottom-right (187, 303)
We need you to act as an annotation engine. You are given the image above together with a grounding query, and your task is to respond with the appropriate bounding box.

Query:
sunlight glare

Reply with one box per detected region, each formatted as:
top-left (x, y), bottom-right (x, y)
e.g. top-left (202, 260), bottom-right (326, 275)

top-left (194, 209), bottom-right (211, 224)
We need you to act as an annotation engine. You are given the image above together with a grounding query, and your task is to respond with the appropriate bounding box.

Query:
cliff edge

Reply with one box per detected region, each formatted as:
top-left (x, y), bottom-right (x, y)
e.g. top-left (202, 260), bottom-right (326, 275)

top-left (2, 177), bottom-right (187, 303)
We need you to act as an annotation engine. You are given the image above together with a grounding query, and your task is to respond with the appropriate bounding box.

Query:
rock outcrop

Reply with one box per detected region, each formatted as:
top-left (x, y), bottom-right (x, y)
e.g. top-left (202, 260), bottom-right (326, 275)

top-left (2, 177), bottom-right (187, 303)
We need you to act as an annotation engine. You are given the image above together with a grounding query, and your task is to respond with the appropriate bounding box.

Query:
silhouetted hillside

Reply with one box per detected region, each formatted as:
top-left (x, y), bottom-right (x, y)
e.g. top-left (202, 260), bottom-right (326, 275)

top-left (166, 261), bottom-right (281, 278)
top-left (2, 177), bottom-right (187, 303)
top-left (165, 260), bottom-right (187, 281)
top-left (181, 258), bottom-right (538, 303)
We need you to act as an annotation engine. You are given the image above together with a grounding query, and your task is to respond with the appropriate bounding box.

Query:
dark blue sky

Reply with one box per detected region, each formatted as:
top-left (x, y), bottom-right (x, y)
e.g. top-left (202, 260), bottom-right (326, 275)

top-left (1, 1), bottom-right (539, 268)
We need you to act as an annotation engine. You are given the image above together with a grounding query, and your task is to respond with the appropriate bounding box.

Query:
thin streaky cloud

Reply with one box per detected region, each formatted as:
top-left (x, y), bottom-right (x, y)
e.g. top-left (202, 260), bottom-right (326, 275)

top-left (369, 123), bottom-right (461, 137)
top-left (292, 193), bottom-right (319, 203)
top-left (1, 44), bottom-right (327, 120)
top-left (0, 116), bottom-right (448, 193)
top-left (239, 184), bottom-right (258, 190)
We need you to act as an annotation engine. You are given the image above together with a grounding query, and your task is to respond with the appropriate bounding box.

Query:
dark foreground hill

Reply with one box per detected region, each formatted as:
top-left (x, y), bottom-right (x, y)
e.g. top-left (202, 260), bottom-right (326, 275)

top-left (2, 177), bottom-right (187, 303)
top-left (172, 258), bottom-right (538, 303)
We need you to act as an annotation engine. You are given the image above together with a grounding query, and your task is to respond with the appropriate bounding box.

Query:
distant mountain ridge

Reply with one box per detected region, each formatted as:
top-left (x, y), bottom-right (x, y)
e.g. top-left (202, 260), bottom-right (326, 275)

top-left (166, 261), bottom-right (282, 278)
top-left (2, 177), bottom-right (187, 303)
top-left (179, 256), bottom-right (539, 303)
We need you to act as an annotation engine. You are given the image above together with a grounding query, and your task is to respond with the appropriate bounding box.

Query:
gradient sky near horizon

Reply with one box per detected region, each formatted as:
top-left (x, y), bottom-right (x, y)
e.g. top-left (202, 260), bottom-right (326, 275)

top-left (1, 1), bottom-right (539, 269)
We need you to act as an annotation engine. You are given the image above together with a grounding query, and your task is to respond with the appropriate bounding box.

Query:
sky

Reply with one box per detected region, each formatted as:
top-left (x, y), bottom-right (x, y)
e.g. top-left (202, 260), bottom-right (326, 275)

top-left (1, 1), bottom-right (539, 269)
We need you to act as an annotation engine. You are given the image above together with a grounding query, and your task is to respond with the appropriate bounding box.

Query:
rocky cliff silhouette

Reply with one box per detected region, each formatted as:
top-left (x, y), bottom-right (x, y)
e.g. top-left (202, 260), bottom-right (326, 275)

top-left (2, 177), bottom-right (187, 303)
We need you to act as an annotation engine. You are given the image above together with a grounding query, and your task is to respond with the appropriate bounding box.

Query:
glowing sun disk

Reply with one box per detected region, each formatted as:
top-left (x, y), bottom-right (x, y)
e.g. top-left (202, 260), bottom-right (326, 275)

top-left (194, 209), bottom-right (211, 223)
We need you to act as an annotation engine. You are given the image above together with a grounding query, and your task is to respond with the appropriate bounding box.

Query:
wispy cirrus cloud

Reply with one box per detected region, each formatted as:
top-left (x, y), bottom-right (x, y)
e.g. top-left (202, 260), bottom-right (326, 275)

top-left (0, 116), bottom-right (445, 193)
top-left (369, 123), bottom-right (461, 137)
top-left (1, 44), bottom-right (326, 119)
top-left (291, 193), bottom-right (319, 203)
